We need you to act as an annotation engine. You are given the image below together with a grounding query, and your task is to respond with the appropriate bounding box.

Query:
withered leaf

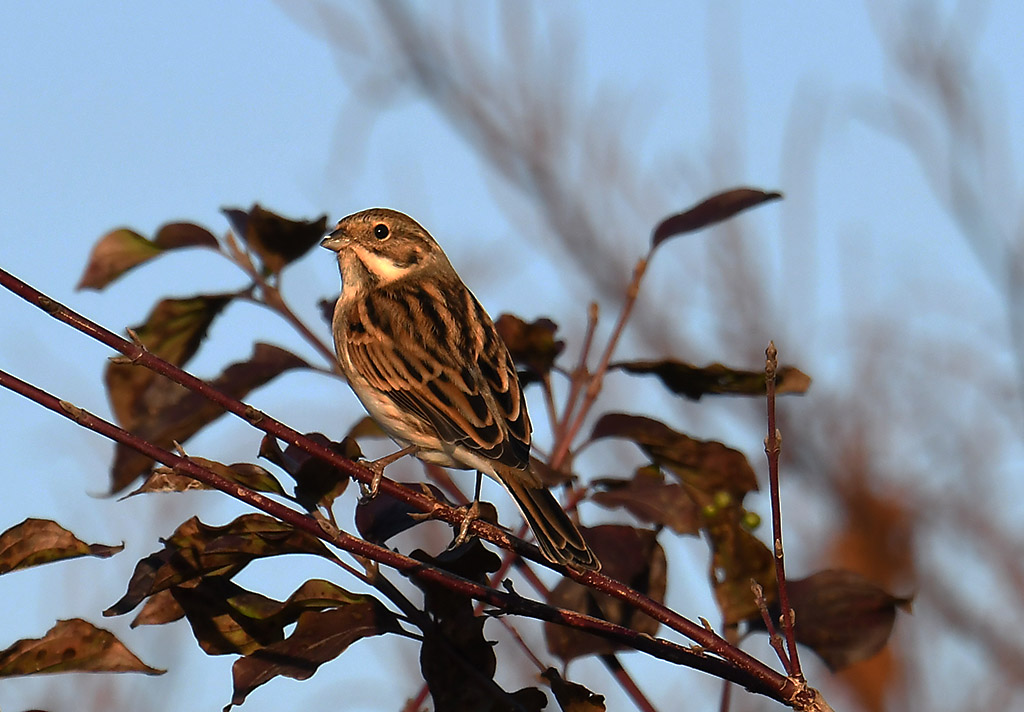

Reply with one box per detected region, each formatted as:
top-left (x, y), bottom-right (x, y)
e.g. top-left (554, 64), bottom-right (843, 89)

top-left (546, 526), bottom-right (666, 662)
top-left (0, 519), bottom-right (122, 575)
top-left (411, 543), bottom-right (533, 712)
top-left (355, 482), bottom-right (453, 543)
top-left (0, 619), bottom-right (164, 677)
top-left (172, 577), bottom-right (284, 656)
top-left (106, 293), bottom-right (234, 431)
top-left (122, 459), bottom-right (286, 499)
top-left (651, 187), bottom-right (782, 250)
top-left (259, 432), bottom-right (355, 511)
top-left (782, 569), bottom-right (912, 671)
top-left (222, 204), bottom-right (327, 275)
top-left (77, 222), bottom-right (218, 290)
top-left (589, 413), bottom-right (758, 503)
top-left (110, 343), bottom-right (309, 492)
top-left (612, 359), bottom-right (811, 400)
top-left (494, 314), bottom-right (564, 382)
top-left (131, 589), bottom-right (184, 627)
top-left (104, 514), bottom-right (332, 617)
top-left (542, 668), bottom-right (606, 712)
top-left (227, 595), bottom-right (401, 709)
top-left (590, 466), bottom-right (700, 535)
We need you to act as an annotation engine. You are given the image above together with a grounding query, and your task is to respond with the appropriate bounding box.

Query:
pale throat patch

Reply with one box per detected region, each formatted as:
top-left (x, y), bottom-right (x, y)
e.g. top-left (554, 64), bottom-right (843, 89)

top-left (352, 244), bottom-right (415, 283)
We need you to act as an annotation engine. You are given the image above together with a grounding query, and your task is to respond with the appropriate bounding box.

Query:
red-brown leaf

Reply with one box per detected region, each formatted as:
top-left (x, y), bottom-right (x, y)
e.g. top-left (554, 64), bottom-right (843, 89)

top-left (222, 204), bottom-right (327, 275)
top-left (0, 519), bottom-right (122, 575)
top-left (0, 619), bottom-right (164, 677)
top-left (546, 526), bottom-right (665, 662)
top-left (77, 223), bottom-right (218, 290)
top-left (784, 569), bottom-right (912, 671)
top-left (612, 359), bottom-right (811, 400)
top-left (590, 467), bottom-right (701, 534)
top-left (651, 187), bottom-right (782, 250)
top-left (109, 343), bottom-right (309, 492)
top-left (589, 413), bottom-right (759, 501)
top-left (227, 595), bottom-right (401, 709)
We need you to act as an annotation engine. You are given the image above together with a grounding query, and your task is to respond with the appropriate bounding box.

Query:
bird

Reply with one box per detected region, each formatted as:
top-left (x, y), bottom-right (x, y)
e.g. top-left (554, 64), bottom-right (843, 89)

top-left (321, 208), bottom-right (600, 571)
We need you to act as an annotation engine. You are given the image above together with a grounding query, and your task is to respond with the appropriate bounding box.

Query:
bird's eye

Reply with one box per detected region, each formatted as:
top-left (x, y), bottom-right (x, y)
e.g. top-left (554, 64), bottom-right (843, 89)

top-left (373, 223), bottom-right (390, 240)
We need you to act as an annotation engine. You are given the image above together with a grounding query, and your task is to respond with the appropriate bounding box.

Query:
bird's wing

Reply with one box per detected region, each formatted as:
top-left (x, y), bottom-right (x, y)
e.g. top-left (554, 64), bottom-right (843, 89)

top-left (345, 280), bottom-right (531, 470)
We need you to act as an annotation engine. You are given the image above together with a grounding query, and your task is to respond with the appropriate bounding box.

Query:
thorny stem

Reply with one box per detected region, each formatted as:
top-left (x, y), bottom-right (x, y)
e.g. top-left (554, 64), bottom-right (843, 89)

top-left (0, 268), bottom-right (824, 707)
top-left (765, 341), bottom-right (802, 679)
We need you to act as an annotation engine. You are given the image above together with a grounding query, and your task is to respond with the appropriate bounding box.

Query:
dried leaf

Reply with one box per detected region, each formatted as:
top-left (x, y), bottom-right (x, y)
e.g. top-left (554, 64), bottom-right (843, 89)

top-left (546, 526), bottom-right (665, 662)
top-left (77, 223), bottom-right (218, 290)
top-left (227, 595), bottom-right (401, 709)
top-left (0, 619), bottom-right (164, 677)
top-left (131, 589), bottom-right (184, 627)
top-left (590, 466), bottom-right (700, 535)
top-left (0, 519), bottom-right (122, 575)
top-left (105, 293), bottom-right (234, 430)
top-left (355, 482), bottom-right (453, 543)
top-left (110, 343), bottom-right (309, 492)
top-left (122, 460), bottom-right (286, 499)
top-left (494, 314), bottom-right (564, 382)
top-left (104, 514), bottom-right (332, 617)
top-left (589, 413), bottom-right (758, 502)
top-left (222, 204), bottom-right (327, 275)
top-left (782, 569), bottom-right (912, 671)
top-left (258, 432), bottom-right (354, 511)
top-left (651, 187), bottom-right (782, 250)
top-left (542, 668), bottom-right (606, 712)
top-left (612, 359), bottom-right (811, 400)
top-left (172, 577), bottom-right (284, 656)
top-left (410, 543), bottom-right (540, 711)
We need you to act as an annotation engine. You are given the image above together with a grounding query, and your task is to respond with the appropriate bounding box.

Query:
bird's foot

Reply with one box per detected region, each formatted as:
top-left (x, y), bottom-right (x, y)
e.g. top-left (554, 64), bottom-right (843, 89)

top-left (449, 499), bottom-right (482, 549)
top-left (358, 445), bottom-right (419, 501)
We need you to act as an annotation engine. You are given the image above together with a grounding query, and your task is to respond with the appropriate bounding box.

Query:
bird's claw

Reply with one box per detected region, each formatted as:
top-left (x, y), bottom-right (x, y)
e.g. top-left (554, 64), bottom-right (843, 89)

top-left (359, 461), bottom-right (386, 501)
top-left (449, 499), bottom-right (481, 549)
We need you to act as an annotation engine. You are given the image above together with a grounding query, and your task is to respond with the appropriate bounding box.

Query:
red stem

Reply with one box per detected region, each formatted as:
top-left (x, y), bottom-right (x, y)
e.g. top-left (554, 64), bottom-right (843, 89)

top-left (765, 341), bottom-right (802, 679)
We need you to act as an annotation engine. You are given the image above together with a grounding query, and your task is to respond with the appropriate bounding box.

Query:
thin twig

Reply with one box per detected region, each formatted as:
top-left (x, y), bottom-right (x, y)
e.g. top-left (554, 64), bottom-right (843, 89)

top-left (752, 579), bottom-right (790, 671)
top-left (764, 341), bottom-right (802, 679)
top-left (551, 262), bottom-right (646, 470)
top-left (224, 233), bottom-right (338, 367)
top-left (553, 301), bottom-right (599, 451)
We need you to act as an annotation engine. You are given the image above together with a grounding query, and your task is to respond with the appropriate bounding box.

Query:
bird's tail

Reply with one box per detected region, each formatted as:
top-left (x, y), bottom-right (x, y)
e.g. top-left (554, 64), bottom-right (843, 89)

top-left (497, 472), bottom-right (601, 571)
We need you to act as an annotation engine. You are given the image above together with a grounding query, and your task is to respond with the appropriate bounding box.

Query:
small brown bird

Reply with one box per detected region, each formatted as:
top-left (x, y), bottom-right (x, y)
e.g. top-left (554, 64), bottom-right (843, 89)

top-left (322, 208), bottom-right (599, 571)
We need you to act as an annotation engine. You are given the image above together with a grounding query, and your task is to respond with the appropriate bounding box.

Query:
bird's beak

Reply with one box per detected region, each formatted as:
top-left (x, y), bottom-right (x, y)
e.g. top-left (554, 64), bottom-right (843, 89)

top-left (320, 225), bottom-right (346, 252)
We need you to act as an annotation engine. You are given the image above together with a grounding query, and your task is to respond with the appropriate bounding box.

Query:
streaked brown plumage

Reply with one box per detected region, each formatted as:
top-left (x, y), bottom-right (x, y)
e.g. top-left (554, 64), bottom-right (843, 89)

top-left (322, 208), bottom-right (599, 570)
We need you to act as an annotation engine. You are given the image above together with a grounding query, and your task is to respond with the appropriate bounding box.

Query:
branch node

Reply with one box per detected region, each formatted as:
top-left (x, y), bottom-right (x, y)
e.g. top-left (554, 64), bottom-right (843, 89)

top-left (243, 405), bottom-right (265, 424)
top-left (57, 399), bottom-right (85, 421)
top-left (37, 295), bottom-right (62, 315)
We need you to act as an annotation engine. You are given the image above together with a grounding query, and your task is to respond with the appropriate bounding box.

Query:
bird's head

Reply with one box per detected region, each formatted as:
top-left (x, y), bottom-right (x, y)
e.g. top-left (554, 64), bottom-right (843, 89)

top-left (321, 208), bottom-right (451, 288)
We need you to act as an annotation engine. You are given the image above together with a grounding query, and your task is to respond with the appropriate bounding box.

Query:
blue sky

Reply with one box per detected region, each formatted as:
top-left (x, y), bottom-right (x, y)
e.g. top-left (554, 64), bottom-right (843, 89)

top-left (2, 2), bottom-right (1023, 711)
